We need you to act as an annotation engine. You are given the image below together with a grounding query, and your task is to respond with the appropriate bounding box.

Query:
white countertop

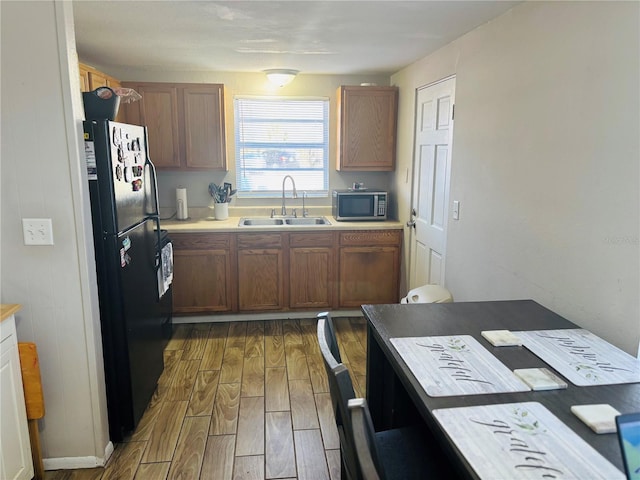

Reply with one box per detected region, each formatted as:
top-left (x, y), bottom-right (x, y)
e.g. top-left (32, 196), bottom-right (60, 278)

top-left (163, 216), bottom-right (403, 233)
top-left (161, 207), bottom-right (404, 233)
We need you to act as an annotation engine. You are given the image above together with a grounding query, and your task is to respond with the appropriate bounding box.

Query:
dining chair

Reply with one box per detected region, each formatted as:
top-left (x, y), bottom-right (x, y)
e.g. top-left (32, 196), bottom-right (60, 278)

top-left (317, 312), bottom-right (454, 479)
top-left (346, 394), bottom-right (452, 480)
top-left (317, 311), bottom-right (342, 365)
top-left (317, 312), bottom-right (359, 479)
top-left (318, 351), bottom-right (453, 480)
top-left (348, 397), bottom-right (385, 480)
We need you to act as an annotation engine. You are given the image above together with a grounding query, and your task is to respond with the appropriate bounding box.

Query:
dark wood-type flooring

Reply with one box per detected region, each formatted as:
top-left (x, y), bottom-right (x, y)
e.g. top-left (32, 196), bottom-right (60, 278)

top-left (45, 317), bottom-right (367, 480)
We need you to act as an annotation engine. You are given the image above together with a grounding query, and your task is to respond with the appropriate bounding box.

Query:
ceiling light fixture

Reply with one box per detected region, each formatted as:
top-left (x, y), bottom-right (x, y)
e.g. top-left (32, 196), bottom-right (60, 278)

top-left (264, 69), bottom-right (299, 87)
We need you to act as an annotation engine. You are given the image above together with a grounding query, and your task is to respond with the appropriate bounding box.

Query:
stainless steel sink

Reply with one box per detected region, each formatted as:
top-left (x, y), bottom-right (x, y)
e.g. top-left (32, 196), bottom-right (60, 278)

top-left (285, 217), bottom-right (331, 225)
top-left (238, 216), bottom-right (330, 227)
top-left (238, 218), bottom-right (284, 226)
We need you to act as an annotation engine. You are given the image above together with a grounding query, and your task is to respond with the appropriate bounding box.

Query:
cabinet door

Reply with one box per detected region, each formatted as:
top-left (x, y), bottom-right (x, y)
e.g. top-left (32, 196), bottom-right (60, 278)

top-left (173, 249), bottom-right (233, 313)
top-left (133, 84), bottom-right (181, 168)
top-left (182, 85), bottom-right (227, 170)
top-left (338, 246), bottom-right (400, 307)
top-left (79, 65), bottom-right (90, 92)
top-left (290, 247), bottom-right (334, 309)
top-left (0, 322), bottom-right (34, 480)
top-left (337, 86), bottom-right (398, 171)
top-left (106, 78), bottom-right (121, 90)
top-left (88, 70), bottom-right (108, 91)
top-left (171, 233), bottom-right (234, 313)
top-left (105, 78), bottom-right (125, 123)
top-left (237, 234), bottom-right (284, 312)
top-left (238, 249), bottom-right (284, 311)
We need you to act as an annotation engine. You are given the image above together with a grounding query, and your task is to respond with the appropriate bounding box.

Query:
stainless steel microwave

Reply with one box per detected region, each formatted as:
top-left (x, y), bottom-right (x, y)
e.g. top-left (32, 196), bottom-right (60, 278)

top-left (332, 189), bottom-right (388, 221)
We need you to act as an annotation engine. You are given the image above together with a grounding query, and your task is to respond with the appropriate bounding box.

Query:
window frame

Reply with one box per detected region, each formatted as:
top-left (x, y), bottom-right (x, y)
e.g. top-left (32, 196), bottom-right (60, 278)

top-left (234, 95), bottom-right (330, 199)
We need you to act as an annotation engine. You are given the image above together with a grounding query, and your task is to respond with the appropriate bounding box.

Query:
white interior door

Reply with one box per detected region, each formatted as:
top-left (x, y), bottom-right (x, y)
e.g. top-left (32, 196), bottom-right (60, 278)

top-left (408, 76), bottom-right (455, 289)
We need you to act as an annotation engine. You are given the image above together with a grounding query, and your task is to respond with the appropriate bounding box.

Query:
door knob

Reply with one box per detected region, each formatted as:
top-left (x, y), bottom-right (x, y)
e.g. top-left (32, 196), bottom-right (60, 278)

top-left (406, 208), bottom-right (417, 228)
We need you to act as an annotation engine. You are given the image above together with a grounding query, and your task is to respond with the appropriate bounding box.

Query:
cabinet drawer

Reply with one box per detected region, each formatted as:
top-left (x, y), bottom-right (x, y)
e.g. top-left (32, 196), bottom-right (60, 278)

top-left (339, 230), bottom-right (402, 246)
top-left (238, 233), bottom-right (283, 249)
top-left (289, 232), bottom-right (335, 247)
top-left (171, 233), bottom-right (231, 250)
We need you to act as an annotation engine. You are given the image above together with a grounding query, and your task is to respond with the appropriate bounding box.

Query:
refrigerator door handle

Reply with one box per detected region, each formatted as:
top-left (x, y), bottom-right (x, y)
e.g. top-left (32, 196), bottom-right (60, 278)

top-left (119, 220), bottom-right (146, 237)
top-left (143, 127), bottom-right (160, 217)
top-left (153, 217), bottom-right (162, 271)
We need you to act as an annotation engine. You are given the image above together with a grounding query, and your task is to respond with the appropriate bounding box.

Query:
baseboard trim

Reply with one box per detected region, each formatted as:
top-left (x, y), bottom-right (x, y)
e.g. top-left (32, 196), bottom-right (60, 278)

top-left (44, 441), bottom-right (114, 471)
top-left (172, 309), bottom-right (363, 324)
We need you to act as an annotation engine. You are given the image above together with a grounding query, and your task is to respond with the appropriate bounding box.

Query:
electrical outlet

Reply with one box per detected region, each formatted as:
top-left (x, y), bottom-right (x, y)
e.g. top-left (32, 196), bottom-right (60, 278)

top-left (22, 218), bottom-right (54, 245)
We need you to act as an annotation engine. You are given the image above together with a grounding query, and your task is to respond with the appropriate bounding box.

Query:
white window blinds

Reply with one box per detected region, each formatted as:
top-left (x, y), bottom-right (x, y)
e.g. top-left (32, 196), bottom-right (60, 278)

top-left (234, 97), bottom-right (329, 198)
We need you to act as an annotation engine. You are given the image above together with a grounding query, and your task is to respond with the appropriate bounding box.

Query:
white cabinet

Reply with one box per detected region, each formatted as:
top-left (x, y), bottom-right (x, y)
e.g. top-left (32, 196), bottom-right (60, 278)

top-left (0, 305), bottom-right (34, 480)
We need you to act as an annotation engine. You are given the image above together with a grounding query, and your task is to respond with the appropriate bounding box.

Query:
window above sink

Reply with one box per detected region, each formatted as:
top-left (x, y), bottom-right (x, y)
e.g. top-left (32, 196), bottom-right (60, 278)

top-left (234, 97), bottom-right (330, 199)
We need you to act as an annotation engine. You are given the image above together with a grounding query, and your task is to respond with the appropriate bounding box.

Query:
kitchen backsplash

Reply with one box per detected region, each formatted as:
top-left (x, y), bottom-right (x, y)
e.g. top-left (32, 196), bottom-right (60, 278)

top-left (155, 170), bottom-right (393, 209)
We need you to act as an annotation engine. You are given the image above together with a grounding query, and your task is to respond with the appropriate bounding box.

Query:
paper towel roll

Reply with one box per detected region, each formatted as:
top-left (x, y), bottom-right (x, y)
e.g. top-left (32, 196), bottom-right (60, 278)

top-left (176, 187), bottom-right (188, 220)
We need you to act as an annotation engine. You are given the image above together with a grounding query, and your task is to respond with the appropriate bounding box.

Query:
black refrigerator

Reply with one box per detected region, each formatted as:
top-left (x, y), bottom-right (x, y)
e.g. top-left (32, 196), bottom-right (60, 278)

top-left (83, 120), bottom-right (172, 441)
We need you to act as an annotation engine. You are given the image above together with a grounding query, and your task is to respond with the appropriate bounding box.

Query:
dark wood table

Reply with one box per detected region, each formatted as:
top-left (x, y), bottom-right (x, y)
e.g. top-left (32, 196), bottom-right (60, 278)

top-left (362, 300), bottom-right (640, 479)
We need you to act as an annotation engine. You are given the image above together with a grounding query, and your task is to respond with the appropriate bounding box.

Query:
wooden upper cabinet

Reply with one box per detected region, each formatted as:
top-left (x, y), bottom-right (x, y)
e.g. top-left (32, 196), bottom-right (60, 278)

top-left (122, 82), bottom-right (227, 171)
top-left (106, 77), bottom-right (121, 90)
top-left (88, 70), bottom-right (108, 90)
top-left (79, 62), bottom-right (125, 121)
top-left (79, 64), bottom-right (90, 92)
top-left (336, 86), bottom-right (398, 171)
top-left (182, 85), bottom-right (226, 170)
top-left (79, 62), bottom-right (121, 92)
top-left (125, 83), bottom-right (181, 168)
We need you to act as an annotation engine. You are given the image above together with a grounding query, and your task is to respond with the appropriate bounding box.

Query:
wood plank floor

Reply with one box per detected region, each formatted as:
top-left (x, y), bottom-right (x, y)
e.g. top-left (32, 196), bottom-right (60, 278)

top-left (45, 317), bottom-right (367, 480)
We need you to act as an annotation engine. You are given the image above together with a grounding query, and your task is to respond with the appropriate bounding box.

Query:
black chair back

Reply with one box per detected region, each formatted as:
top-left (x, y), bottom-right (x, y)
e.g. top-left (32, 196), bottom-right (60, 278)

top-left (317, 311), bottom-right (342, 365)
top-left (317, 313), bottom-right (362, 480)
top-left (329, 364), bottom-right (361, 480)
top-left (348, 398), bottom-right (386, 480)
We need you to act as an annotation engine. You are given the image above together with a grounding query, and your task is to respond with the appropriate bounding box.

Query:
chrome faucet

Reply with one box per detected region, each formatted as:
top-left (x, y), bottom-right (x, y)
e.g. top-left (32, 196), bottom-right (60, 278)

top-left (281, 175), bottom-right (298, 216)
top-left (302, 191), bottom-right (308, 217)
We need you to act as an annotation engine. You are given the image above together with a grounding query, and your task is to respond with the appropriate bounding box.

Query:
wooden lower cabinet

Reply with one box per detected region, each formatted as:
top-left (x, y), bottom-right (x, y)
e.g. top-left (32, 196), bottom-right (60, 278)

top-left (289, 232), bottom-right (335, 309)
top-left (171, 233), bottom-right (235, 313)
top-left (337, 230), bottom-right (402, 308)
top-left (237, 233), bottom-right (284, 311)
top-left (170, 229), bottom-right (401, 314)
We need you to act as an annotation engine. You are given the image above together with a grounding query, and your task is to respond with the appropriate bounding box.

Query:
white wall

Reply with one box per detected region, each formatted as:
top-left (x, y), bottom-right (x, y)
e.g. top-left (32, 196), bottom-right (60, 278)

top-left (1, 1), bottom-right (110, 467)
top-left (392, 1), bottom-right (640, 354)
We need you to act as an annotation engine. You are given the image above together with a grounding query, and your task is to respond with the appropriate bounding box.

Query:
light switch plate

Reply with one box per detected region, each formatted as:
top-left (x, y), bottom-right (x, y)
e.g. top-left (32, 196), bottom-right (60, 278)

top-left (22, 218), bottom-right (54, 245)
top-left (452, 200), bottom-right (460, 220)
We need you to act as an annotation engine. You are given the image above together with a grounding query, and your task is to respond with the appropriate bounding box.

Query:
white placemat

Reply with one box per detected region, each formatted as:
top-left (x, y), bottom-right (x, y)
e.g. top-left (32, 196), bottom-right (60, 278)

top-left (390, 335), bottom-right (530, 397)
top-left (433, 402), bottom-right (624, 479)
top-left (516, 329), bottom-right (640, 386)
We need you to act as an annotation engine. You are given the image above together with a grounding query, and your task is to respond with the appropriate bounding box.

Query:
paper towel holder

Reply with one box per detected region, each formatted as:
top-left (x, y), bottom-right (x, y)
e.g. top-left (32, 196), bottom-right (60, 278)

top-left (176, 186), bottom-right (190, 221)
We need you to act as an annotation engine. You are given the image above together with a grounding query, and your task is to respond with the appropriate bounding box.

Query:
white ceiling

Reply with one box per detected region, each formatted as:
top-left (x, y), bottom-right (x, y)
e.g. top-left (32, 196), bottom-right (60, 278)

top-left (73, 1), bottom-right (520, 76)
